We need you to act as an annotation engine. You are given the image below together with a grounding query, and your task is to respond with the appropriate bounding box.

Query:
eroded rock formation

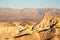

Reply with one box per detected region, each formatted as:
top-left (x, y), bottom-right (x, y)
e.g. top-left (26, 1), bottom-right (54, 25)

top-left (0, 13), bottom-right (60, 40)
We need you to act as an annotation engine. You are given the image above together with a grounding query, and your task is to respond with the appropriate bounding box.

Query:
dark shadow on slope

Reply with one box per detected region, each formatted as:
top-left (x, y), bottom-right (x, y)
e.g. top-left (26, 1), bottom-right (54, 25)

top-left (14, 34), bottom-right (30, 38)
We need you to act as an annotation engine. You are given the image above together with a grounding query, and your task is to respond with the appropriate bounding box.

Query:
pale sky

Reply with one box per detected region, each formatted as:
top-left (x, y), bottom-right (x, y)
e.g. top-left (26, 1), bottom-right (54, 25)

top-left (0, 0), bottom-right (60, 9)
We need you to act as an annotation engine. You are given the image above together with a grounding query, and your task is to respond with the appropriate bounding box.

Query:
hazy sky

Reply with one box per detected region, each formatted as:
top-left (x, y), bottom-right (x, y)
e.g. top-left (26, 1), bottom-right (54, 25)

top-left (0, 0), bottom-right (60, 9)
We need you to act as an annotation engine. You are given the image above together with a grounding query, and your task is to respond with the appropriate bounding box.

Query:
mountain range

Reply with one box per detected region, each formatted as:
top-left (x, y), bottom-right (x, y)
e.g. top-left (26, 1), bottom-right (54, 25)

top-left (0, 8), bottom-right (60, 22)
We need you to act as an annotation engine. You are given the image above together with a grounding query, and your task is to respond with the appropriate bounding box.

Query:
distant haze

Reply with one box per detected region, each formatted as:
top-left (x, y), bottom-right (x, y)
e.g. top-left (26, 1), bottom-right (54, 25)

top-left (0, 8), bottom-right (60, 22)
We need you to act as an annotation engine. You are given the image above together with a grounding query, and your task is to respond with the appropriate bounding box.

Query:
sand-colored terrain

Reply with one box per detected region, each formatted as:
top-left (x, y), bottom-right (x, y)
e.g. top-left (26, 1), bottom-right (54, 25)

top-left (0, 13), bottom-right (60, 40)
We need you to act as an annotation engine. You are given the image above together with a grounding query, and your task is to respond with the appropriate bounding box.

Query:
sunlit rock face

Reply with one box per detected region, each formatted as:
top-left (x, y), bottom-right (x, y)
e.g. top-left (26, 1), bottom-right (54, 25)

top-left (33, 12), bottom-right (60, 33)
top-left (0, 21), bottom-right (35, 40)
top-left (20, 21), bottom-right (35, 30)
top-left (32, 13), bottom-right (60, 40)
top-left (0, 13), bottom-right (60, 40)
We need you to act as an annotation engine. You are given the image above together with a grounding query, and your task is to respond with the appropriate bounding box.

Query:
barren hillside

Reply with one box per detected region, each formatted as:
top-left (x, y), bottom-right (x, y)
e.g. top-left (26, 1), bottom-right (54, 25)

top-left (0, 8), bottom-right (60, 22)
top-left (0, 13), bottom-right (60, 40)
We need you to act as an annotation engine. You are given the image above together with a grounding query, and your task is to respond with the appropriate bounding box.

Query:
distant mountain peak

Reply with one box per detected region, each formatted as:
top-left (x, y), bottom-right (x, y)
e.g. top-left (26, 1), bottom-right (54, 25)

top-left (0, 8), bottom-right (60, 22)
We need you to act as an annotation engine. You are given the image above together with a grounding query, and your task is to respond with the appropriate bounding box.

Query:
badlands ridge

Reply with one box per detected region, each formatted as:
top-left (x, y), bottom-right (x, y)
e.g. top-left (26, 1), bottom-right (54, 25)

top-left (0, 13), bottom-right (60, 40)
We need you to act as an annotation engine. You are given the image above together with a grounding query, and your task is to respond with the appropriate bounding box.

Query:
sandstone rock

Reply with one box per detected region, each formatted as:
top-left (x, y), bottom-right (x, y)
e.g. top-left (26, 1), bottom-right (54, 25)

top-left (15, 32), bottom-right (40, 40)
top-left (20, 21), bottom-right (35, 30)
top-left (32, 12), bottom-right (60, 40)
top-left (32, 12), bottom-right (58, 32)
top-left (0, 12), bottom-right (60, 40)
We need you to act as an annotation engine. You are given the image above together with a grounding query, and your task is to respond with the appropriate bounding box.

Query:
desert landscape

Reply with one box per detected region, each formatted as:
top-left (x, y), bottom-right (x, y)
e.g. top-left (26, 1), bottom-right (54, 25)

top-left (0, 0), bottom-right (60, 40)
top-left (0, 9), bottom-right (60, 40)
top-left (0, 8), bottom-right (60, 22)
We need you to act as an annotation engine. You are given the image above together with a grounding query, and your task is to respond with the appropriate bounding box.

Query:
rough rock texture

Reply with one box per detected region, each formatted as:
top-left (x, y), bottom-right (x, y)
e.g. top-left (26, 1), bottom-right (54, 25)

top-left (0, 13), bottom-right (60, 40)
top-left (33, 13), bottom-right (59, 32)
top-left (32, 13), bottom-right (60, 40)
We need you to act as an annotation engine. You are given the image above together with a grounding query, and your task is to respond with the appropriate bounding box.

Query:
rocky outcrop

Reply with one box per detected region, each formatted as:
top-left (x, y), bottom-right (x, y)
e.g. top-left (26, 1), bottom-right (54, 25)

top-left (0, 12), bottom-right (60, 40)
top-left (32, 12), bottom-right (60, 40)
top-left (32, 12), bottom-right (59, 32)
